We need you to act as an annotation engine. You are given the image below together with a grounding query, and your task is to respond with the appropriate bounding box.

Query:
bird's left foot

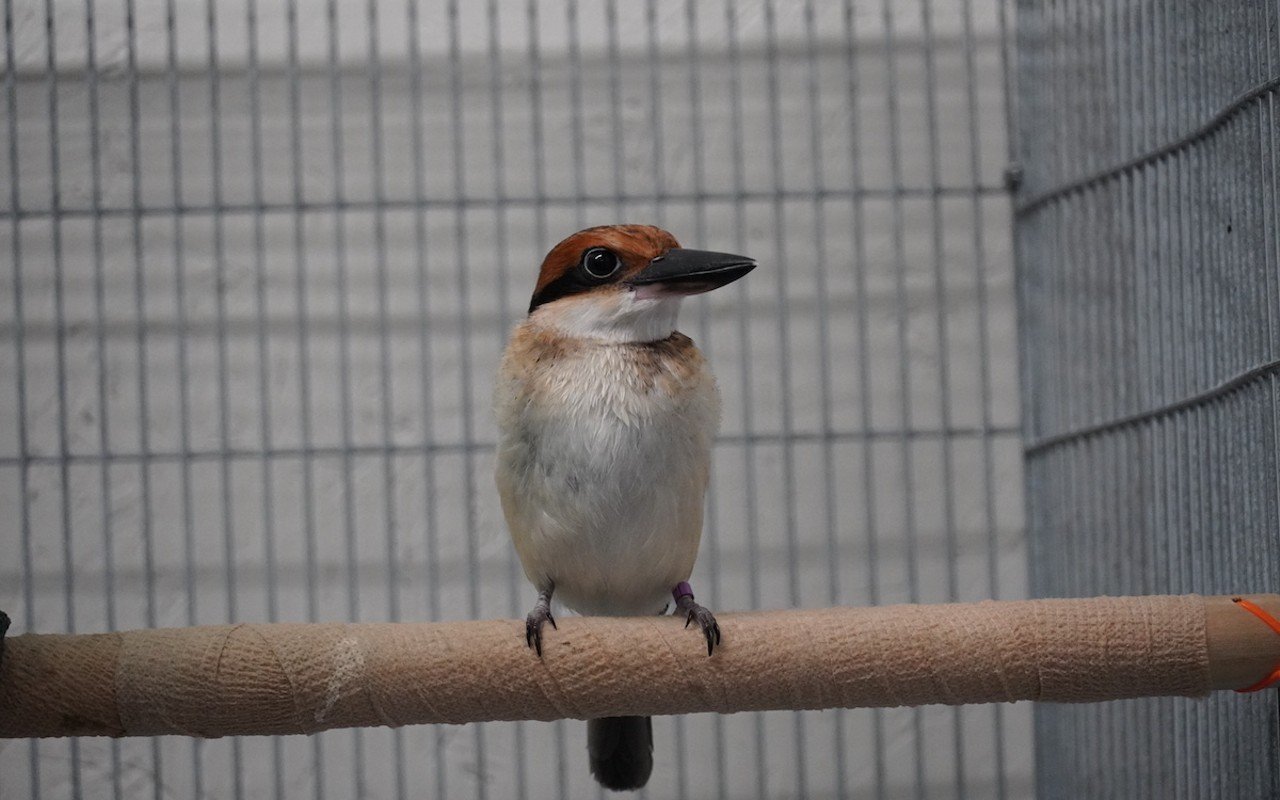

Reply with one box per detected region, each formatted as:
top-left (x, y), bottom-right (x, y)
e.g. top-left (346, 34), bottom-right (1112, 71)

top-left (525, 585), bottom-right (557, 657)
top-left (672, 581), bottom-right (721, 656)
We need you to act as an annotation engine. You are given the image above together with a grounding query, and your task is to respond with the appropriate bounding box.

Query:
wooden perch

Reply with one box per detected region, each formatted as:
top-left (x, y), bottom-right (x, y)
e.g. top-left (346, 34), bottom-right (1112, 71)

top-left (1, 594), bottom-right (1277, 740)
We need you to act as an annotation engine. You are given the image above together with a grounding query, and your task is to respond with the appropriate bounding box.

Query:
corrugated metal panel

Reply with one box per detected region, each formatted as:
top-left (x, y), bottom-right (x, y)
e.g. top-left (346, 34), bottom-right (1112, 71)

top-left (1015, 0), bottom-right (1280, 797)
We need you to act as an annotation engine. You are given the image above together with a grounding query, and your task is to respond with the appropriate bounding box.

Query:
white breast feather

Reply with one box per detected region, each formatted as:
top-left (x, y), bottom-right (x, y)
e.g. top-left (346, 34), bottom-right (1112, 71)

top-left (494, 322), bottom-right (719, 616)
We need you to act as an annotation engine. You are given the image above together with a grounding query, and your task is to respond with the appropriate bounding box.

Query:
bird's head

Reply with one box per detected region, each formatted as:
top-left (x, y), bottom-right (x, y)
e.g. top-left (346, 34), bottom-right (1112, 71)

top-left (526, 224), bottom-right (755, 343)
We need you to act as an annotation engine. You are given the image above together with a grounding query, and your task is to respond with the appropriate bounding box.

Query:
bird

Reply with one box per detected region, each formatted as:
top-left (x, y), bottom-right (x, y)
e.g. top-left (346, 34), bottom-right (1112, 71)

top-left (493, 224), bottom-right (755, 791)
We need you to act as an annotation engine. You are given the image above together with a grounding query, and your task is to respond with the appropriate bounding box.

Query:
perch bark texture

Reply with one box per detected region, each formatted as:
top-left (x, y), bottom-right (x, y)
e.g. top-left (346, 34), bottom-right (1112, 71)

top-left (2, 594), bottom-right (1276, 740)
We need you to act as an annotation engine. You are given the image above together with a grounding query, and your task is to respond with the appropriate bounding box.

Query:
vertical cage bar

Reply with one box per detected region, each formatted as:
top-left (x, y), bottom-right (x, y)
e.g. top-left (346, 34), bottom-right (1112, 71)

top-left (919, 0), bottom-right (965, 792)
top-left (6, 0), bottom-right (38, 796)
top-left (682, 3), bottom-right (729, 796)
top-left (245, 24), bottom-right (286, 800)
top-left (125, 2), bottom-right (163, 793)
top-left (44, 0), bottom-right (78, 794)
top-left (877, 1), bottom-right (926, 796)
top-left (643, 0), bottom-right (691, 793)
top-left (566, 0), bottom-right (586, 229)
top-left (722, 3), bottom-right (767, 796)
top-left (323, 0), bottom-right (366, 792)
top-left (760, 3), bottom-right (805, 797)
top-left (604, 0), bottom-right (623, 221)
top-left (486, 2), bottom-right (528, 796)
top-left (843, 1), bottom-right (887, 796)
top-left (523, 2), bottom-right (568, 788)
top-left (966, 0), bottom-right (1008, 793)
top-left (362, 0), bottom-right (408, 793)
top-left (646, 0), bottom-right (665, 227)
top-left (445, 5), bottom-right (487, 797)
top-left (203, 0), bottom-right (245, 792)
top-left (125, 0), bottom-right (153, 634)
top-left (527, 0), bottom-right (549, 255)
top-left (83, 0), bottom-right (124, 794)
top-left (283, 1), bottom-right (327, 794)
top-left (404, 4), bottom-right (447, 798)
top-left (247, 0), bottom-right (277, 630)
top-left (165, 0), bottom-right (203, 793)
top-left (802, 1), bottom-right (845, 795)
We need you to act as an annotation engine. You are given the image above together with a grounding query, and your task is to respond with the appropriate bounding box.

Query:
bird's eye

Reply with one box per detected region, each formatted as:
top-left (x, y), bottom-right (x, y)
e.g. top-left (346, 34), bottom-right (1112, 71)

top-left (581, 247), bottom-right (622, 280)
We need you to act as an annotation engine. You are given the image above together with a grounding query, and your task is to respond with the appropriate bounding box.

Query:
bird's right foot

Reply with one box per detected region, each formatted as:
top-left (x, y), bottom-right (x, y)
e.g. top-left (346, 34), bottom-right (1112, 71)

top-left (673, 581), bottom-right (721, 656)
top-left (525, 586), bottom-right (557, 657)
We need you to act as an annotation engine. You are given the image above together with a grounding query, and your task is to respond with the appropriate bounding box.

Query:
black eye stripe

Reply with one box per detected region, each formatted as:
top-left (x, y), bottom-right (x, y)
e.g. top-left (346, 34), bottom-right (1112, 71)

top-left (528, 247), bottom-right (625, 313)
top-left (528, 271), bottom-right (593, 313)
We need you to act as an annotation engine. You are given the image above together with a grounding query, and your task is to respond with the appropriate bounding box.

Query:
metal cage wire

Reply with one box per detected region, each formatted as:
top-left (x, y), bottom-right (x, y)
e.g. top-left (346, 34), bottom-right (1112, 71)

top-left (1, 1), bottom-right (1026, 798)
top-left (1016, 0), bottom-right (1280, 798)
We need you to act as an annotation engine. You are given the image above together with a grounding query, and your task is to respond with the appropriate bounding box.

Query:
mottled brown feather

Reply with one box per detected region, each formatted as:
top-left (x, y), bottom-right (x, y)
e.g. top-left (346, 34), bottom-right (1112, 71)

top-left (502, 324), bottom-right (705, 399)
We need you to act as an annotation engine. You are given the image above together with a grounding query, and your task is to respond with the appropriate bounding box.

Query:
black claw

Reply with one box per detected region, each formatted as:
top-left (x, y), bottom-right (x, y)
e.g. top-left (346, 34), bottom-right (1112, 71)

top-left (685, 606), bottom-right (721, 655)
top-left (673, 589), bottom-right (721, 656)
top-left (525, 617), bottom-right (542, 657)
top-left (525, 598), bottom-right (556, 658)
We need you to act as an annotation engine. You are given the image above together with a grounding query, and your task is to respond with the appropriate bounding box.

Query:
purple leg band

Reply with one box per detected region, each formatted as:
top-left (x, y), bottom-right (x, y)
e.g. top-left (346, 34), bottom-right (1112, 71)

top-left (673, 581), bottom-right (694, 602)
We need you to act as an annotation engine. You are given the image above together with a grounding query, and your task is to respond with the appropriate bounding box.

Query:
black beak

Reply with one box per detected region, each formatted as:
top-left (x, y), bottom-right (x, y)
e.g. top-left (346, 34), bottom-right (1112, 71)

top-left (627, 248), bottom-right (756, 295)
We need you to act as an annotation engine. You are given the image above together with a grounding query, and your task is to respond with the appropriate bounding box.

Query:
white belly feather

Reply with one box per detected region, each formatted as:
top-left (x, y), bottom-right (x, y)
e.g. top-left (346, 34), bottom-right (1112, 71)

top-left (494, 328), bottom-right (719, 616)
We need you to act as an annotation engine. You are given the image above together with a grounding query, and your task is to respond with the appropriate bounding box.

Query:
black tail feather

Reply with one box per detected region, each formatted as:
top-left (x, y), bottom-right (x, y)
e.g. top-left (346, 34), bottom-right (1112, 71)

top-left (588, 716), bottom-right (654, 791)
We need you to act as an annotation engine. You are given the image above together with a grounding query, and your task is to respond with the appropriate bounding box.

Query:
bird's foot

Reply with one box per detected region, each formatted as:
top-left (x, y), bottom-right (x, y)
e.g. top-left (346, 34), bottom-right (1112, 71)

top-left (673, 581), bottom-right (721, 656)
top-left (0, 609), bottom-right (9, 666)
top-left (525, 586), bottom-right (557, 657)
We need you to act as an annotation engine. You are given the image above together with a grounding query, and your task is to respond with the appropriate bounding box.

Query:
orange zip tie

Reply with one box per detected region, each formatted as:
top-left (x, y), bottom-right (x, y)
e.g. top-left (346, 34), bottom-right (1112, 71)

top-left (1231, 597), bottom-right (1280, 692)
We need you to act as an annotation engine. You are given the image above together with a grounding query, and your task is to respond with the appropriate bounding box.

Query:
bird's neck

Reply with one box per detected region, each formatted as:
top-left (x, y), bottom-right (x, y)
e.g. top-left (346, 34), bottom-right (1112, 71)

top-left (528, 294), bottom-right (683, 344)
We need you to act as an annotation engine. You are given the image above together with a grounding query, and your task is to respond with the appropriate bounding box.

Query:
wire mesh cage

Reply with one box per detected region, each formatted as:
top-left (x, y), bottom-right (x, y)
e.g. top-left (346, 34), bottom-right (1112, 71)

top-left (1016, 1), bottom-right (1280, 797)
top-left (1, 0), bottom-right (1028, 797)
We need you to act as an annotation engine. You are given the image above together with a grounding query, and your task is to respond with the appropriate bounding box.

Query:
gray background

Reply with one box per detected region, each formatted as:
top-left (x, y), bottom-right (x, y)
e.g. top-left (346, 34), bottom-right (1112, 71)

top-left (1, 1), bottom-right (1028, 798)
